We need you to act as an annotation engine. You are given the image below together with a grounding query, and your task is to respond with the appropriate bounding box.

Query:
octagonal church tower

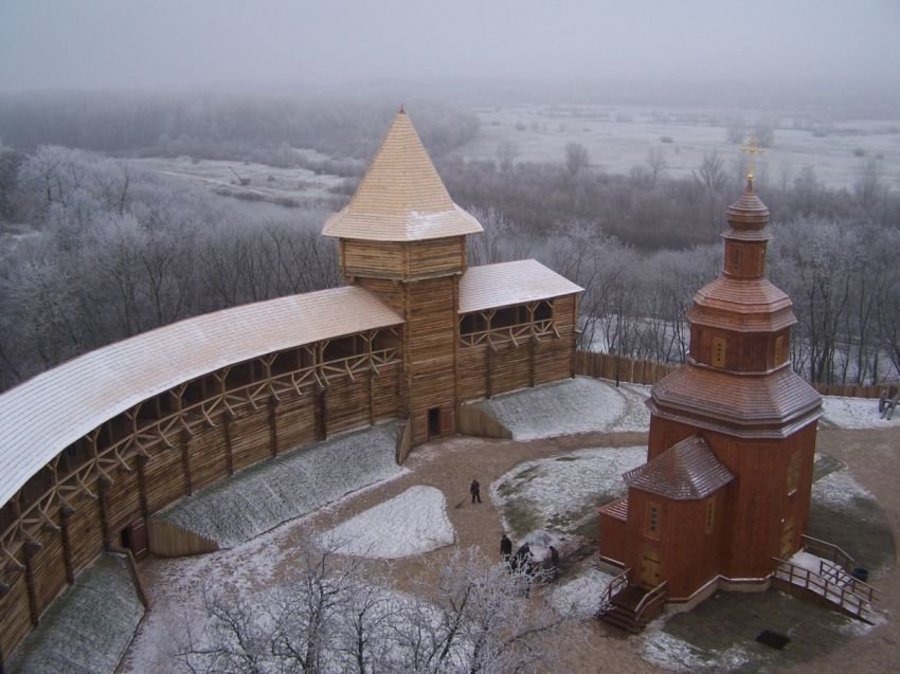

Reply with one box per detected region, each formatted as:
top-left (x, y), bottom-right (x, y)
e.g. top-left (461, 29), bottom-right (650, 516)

top-left (322, 110), bottom-right (483, 443)
top-left (600, 178), bottom-right (822, 603)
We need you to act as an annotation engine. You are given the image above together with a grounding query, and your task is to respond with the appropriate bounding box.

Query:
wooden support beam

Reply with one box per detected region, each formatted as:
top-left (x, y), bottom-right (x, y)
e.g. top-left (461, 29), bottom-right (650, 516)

top-left (529, 334), bottom-right (537, 388)
top-left (23, 541), bottom-right (40, 626)
top-left (268, 396), bottom-right (279, 458)
top-left (136, 454), bottom-right (150, 519)
top-left (222, 412), bottom-right (234, 476)
top-left (367, 369), bottom-right (375, 426)
top-left (180, 429), bottom-right (193, 496)
top-left (97, 476), bottom-right (112, 550)
top-left (316, 388), bottom-right (328, 441)
top-left (58, 504), bottom-right (75, 583)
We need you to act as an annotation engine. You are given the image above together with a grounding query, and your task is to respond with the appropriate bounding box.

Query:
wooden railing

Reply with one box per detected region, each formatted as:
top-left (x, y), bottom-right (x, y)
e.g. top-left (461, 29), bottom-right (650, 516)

top-left (597, 568), bottom-right (630, 616)
top-left (773, 558), bottom-right (878, 621)
top-left (634, 580), bottom-right (668, 626)
top-left (1, 344), bottom-right (401, 570)
top-left (459, 318), bottom-right (559, 349)
top-left (801, 534), bottom-right (855, 572)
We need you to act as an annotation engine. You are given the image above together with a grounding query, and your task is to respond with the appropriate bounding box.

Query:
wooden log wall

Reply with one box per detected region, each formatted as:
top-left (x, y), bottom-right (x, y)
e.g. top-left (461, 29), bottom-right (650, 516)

top-left (147, 518), bottom-right (219, 558)
top-left (0, 329), bottom-right (402, 662)
top-left (456, 406), bottom-right (513, 439)
top-left (406, 277), bottom-right (458, 443)
top-left (456, 294), bottom-right (580, 402)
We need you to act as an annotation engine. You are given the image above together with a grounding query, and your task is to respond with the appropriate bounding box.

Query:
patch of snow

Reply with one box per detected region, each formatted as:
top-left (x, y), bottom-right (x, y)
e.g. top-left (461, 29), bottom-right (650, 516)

top-left (491, 446), bottom-right (646, 536)
top-left (160, 421), bottom-right (408, 546)
top-left (639, 628), bottom-right (751, 673)
top-left (8, 555), bottom-right (144, 674)
top-left (550, 567), bottom-right (617, 618)
top-left (821, 395), bottom-right (897, 429)
top-left (788, 550), bottom-right (828, 574)
top-left (812, 469), bottom-right (874, 512)
top-left (317, 485), bottom-right (455, 559)
top-left (476, 377), bottom-right (650, 439)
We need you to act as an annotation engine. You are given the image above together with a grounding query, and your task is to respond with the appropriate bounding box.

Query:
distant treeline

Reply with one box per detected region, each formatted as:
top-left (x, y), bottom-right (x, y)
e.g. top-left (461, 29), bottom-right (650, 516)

top-left (0, 90), bottom-right (479, 167)
top-left (435, 143), bottom-right (900, 250)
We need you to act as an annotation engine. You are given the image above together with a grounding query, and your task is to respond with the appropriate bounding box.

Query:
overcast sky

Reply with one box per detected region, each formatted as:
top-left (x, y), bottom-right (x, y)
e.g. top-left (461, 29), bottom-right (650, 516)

top-left (1, 0), bottom-right (898, 92)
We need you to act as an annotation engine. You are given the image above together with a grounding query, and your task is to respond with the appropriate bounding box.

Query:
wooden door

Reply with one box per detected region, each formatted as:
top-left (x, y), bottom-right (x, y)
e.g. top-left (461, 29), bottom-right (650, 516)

top-left (639, 549), bottom-right (662, 587)
top-left (780, 517), bottom-right (795, 558)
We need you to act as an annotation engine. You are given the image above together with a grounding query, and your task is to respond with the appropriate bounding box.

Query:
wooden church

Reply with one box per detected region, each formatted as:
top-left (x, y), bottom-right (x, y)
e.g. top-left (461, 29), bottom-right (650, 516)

top-left (0, 110), bottom-right (582, 666)
top-left (598, 177), bottom-right (823, 620)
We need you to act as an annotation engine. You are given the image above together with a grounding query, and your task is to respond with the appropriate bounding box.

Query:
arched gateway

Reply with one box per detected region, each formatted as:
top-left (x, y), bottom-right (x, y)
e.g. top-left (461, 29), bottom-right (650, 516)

top-left (0, 110), bottom-right (583, 665)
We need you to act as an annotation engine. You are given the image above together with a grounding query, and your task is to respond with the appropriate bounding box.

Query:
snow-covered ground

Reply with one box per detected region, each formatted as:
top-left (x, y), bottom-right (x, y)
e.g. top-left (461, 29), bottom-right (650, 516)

top-left (821, 395), bottom-right (898, 429)
top-left (812, 469), bottom-right (875, 512)
top-left (476, 377), bottom-right (651, 439)
top-left (159, 421), bottom-right (407, 546)
top-left (9, 555), bottom-right (144, 674)
top-left (492, 446), bottom-right (646, 538)
top-left (550, 565), bottom-right (617, 618)
top-left (638, 626), bottom-right (752, 673)
top-left (318, 485), bottom-right (455, 558)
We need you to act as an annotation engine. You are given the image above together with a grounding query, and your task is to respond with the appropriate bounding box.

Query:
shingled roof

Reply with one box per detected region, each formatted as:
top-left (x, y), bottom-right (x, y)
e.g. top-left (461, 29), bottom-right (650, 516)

top-left (322, 110), bottom-right (483, 242)
top-left (0, 287), bottom-right (403, 508)
top-left (623, 436), bottom-right (734, 500)
top-left (458, 260), bottom-right (583, 313)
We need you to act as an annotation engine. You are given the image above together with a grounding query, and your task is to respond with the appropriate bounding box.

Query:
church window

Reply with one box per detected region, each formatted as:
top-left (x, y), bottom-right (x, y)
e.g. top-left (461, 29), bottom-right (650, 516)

top-left (711, 337), bottom-right (727, 367)
top-left (645, 502), bottom-right (661, 539)
top-left (704, 498), bottom-right (716, 534)
top-left (787, 450), bottom-right (801, 495)
top-left (729, 247), bottom-right (741, 274)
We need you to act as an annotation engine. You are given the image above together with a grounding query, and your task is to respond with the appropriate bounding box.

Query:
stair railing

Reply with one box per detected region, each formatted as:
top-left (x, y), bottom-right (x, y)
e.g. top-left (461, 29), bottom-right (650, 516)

top-left (597, 568), bottom-right (630, 616)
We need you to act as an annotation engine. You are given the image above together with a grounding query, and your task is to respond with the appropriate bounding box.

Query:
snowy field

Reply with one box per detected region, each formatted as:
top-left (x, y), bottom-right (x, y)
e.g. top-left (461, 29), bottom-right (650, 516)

top-left (318, 485), bottom-right (455, 558)
top-left (477, 377), bottom-right (651, 439)
top-left (821, 395), bottom-right (899, 429)
top-left (9, 555), bottom-right (144, 674)
top-left (448, 104), bottom-right (900, 189)
top-left (160, 421), bottom-right (407, 546)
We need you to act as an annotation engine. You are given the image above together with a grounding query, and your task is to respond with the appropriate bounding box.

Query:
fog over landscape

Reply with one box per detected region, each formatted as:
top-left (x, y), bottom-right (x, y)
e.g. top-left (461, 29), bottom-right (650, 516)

top-left (2, 0), bottom-right (900, 98)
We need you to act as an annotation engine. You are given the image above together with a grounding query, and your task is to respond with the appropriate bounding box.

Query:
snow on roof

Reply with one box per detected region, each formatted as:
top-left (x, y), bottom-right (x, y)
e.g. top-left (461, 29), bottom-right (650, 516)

top-left (623, 435), bottom-right (734, 500)
top-left (458, 259), bottom-right (583, 314)
top-left (322, 111), bottom-right (483, 242)
top-left (0, 286), bottom-right (403, 508)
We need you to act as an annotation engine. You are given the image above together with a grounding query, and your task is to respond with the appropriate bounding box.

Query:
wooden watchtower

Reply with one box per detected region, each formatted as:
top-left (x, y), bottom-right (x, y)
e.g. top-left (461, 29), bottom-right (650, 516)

top-left (322, 110), bottom-right (484, 443)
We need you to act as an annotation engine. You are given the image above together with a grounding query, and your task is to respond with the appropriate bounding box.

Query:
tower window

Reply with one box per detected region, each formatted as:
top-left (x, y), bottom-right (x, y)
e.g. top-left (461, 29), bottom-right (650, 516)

top-left (787, 450), bottom-right (801, 495)
top-left (711, 337), bottom-right (727, 367)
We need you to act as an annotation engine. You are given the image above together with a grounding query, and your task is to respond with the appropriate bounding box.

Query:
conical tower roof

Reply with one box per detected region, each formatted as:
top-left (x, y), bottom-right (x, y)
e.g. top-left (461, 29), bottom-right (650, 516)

top-left (322, 110), bottom-right (483, 242)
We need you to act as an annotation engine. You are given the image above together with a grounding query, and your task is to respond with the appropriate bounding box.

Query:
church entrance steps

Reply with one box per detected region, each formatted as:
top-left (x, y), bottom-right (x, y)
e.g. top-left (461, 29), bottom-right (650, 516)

top-left (597, 572), bottom-right (667, 633)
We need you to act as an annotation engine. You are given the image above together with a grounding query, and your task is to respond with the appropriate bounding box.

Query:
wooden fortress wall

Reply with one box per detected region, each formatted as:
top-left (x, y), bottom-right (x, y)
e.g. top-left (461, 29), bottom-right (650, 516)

top-left (0, 329), bottom-right (402, 664)
top-left (457, 294), bottom-right (579, 402)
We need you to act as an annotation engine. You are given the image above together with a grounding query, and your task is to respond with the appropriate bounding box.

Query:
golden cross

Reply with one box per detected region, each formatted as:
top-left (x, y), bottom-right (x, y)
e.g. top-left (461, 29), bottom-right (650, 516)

top-left (739, 137), bottom-right (763, 181)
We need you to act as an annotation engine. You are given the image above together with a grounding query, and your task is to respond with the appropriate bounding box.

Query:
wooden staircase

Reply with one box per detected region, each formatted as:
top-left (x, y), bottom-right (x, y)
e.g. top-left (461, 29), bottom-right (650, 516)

top-left (597, 570), bottom-right (667, 633)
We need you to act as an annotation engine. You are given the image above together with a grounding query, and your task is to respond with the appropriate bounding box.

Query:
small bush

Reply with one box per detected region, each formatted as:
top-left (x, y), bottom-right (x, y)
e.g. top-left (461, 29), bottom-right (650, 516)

top-left (660, 135), bottom-right (674, 144)
top-left (853, 148), bottom-right (866, 157)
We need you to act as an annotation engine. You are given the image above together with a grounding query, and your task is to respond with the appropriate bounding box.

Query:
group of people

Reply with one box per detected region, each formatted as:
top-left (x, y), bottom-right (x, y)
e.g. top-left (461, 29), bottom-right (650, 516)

top-left (500, 533), bottom-right (560, 580)
top-left (468, 478), bottom-right (561, 584)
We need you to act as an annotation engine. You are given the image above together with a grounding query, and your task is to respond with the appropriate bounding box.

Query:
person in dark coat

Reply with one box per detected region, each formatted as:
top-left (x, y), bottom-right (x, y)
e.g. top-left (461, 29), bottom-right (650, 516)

top-left (548, 545), bottom-right (560, 579)
top-left (470, 478), bottom-right (481, 504)
top-left (515, 542), bottom-right (533, 575)
top-left (500, 533), bottom-right (512, 563)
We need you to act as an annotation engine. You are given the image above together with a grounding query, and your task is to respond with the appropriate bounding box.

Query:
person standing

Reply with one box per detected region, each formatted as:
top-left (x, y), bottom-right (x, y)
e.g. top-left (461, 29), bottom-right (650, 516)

top-left (470, 478), bottom-right (482, 504)
top-left (548, 545), bottom-right (560, 579)
top-left (500, 533), bottom-right (512, 563)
